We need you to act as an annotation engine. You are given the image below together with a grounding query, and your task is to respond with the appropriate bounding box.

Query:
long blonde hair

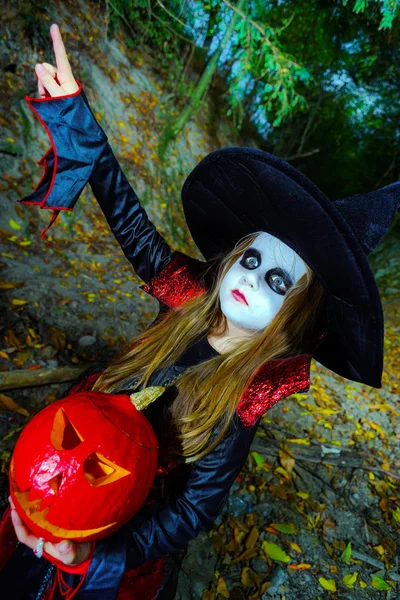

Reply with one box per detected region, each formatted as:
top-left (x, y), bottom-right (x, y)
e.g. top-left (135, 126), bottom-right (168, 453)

top-left (93, 232), bottom-right (326, 462)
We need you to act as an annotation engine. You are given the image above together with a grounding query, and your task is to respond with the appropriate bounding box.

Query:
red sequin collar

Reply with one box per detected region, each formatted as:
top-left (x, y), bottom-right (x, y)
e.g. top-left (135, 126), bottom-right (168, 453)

top-left (142, 252), bottom-right (315, 427)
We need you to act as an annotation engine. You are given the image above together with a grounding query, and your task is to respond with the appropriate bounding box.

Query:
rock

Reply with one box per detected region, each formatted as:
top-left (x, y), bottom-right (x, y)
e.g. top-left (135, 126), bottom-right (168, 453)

top-left (46, 359), bottom-right (59, 369)
top-left (261, 566), bottom-right (288, 597)
top-left (78, 335), bottom-right (97, 347)
top-left (42, 345), bottom-right (58, 359)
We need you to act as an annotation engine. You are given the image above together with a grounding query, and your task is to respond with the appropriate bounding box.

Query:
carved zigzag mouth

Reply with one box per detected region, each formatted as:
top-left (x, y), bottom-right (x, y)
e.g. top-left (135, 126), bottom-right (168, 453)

top-left (9, 457), bottom-right (116, 540)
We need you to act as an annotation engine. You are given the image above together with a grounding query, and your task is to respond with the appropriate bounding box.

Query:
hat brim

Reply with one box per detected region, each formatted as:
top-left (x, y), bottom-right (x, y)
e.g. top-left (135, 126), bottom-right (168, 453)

top-left (181, 147), bottom-right (383, 388)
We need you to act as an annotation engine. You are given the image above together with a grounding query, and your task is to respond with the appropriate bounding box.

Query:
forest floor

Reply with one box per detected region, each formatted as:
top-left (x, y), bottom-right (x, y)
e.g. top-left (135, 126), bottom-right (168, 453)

top-left (0, 1), bottom-right (399, 599)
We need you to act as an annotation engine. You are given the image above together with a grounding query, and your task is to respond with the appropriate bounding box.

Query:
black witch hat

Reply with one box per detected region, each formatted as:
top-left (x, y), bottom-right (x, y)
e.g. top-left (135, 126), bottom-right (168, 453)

top-left (181, 147), bottom-right (400, 388)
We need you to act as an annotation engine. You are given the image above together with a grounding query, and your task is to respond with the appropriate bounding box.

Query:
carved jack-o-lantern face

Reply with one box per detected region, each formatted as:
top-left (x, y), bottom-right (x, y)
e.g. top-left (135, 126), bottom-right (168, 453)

top-left (9, 391), bottom-right (158, 543)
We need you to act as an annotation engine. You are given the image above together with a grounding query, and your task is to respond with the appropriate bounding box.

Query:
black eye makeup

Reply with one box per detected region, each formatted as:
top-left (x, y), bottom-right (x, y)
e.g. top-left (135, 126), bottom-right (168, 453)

top-left (240, 248), bottom-right (261, 270)
top-left (240, 248), bottom-right (294, 296)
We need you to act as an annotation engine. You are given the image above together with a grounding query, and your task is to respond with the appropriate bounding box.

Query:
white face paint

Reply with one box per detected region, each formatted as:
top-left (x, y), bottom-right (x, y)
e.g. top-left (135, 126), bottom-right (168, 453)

top-left (219, 232), bottom-right (308, 331)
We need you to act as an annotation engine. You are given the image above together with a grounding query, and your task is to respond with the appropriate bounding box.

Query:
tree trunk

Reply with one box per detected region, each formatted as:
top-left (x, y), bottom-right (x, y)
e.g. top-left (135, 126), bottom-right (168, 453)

top-left (159, 0), bottom-right (246, 158)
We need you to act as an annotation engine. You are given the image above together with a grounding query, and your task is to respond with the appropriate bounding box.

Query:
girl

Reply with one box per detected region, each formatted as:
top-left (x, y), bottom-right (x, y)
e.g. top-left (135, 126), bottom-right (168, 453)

top-left (1, 22), bottom-right (397, 600)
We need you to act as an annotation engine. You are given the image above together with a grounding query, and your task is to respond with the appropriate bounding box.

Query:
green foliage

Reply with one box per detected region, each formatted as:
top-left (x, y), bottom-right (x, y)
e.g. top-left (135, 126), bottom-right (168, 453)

top-left (101, 0), bottom-right (400, 197)
top-left (104, 0), bottom-right (191, 60)
top-left (342, 0), bottom-right (399, 29)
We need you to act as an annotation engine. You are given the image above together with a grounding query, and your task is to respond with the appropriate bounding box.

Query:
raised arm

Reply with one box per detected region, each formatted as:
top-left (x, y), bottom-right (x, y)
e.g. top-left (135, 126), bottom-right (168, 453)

top-left (21, 23), bottom-right (172, 283)
top-left (87, 140), bottom-right (172, 284)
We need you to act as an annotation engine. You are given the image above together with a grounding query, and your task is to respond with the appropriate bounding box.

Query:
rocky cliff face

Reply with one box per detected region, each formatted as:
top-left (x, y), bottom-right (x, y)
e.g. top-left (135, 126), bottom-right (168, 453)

top-left (0, 0), bottom-right (240, 353)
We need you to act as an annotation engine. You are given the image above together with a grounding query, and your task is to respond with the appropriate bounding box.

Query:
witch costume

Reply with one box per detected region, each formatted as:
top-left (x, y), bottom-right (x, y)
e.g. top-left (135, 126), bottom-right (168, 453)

top-left (0, 80), bottom-right (398, 599)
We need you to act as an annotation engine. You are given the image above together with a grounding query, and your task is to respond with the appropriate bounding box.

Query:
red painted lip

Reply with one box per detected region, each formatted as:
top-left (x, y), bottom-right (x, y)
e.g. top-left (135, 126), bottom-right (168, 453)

top-left (231, 289), bottom-right (248, 305)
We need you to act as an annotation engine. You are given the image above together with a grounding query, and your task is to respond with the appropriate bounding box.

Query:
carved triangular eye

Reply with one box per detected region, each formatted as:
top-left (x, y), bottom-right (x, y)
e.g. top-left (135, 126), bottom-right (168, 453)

top-left (51, 408), bottom-right (84, 450)
top-left (48, 472), bottom-right (63, 494)
top-left (83, 452), bottom-right (130, 487)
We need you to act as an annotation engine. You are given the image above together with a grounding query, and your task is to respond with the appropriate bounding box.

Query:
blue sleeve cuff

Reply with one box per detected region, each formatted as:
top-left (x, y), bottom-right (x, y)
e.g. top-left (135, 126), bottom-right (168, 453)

top-left (20, 80), bottom-right (108, 237)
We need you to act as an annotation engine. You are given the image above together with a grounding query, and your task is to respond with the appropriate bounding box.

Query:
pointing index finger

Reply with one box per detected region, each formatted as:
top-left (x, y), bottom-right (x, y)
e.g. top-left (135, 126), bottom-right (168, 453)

top-left (50, 23), bottom-right (73, 78)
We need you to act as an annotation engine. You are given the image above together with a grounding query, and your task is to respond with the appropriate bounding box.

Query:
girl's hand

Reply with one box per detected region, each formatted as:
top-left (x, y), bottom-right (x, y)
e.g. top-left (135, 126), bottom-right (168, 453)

top-left (9, 496), bottom-right (90, 566)
top-left (35, 23), bottom-right (79, 98)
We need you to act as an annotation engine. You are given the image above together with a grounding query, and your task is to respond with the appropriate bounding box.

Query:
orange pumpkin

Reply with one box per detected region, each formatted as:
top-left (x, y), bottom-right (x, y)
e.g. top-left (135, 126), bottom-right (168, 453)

top-left (9, 391), bottom-right (158, 543)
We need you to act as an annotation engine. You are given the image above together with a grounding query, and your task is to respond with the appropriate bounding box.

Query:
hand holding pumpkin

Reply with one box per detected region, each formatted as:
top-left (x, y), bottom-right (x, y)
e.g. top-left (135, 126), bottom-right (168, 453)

top-left (9, 496), bottom-right (90, 566)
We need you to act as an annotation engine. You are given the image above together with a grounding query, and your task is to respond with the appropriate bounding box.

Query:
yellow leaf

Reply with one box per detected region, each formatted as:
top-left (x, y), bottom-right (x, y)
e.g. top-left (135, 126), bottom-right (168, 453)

top-left (11, 299), bottom-right (28, 306)
top-left (318, 577), bottom-right (337, 591)
top-left (0, 394), bottom-right (29, 417)
top-left (373, 544), bottom-right (384, 556)
top-left (278, 443), bottom-right (295, 474)
top-left (19, 240), bottom-right (31, 247)
top-left (315, 408), bottom-right (339, 415)
top-left (6, 137), bottom-right (15, 143)
top-left (9, 219), bottom-right (21, 230)
top-left (286, 438), bottom-right (310, 444)
top-left (287, 563), bottom-right (311, 570)
top-left (0, 282), bottom-right (24, 290)
top-left (288, 542), bottom-right (302, 553)
top-left (297, 491), bottom-right (309, 499)
top-left (367, 421), bottom-right (387, 438)
top-left (216, 575), bottom-right (229, 598)
top-left (232, 548), bottom-right (258, 562)
top-left (0, 351), bottom-right (10, 360)
top-left (49, 327), bottom-right (66, 352)
top-left (202, 588), bottom-right (216, 600)
top-left (245, 527), bottom-right (259, 549)
top-left (343, 572), bottom-right (358, 589)
top-left (241, 567), bottom-right (260, 587)
top-left (392, 507), bottom-right (400, 523)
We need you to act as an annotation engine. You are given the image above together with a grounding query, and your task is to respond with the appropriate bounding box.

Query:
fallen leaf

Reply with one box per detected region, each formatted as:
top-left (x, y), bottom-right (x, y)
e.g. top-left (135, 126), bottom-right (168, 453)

top-left (0, 394), bottom-right (29, 417)
top-left (318, 577), bottom-right (337, 591)
top-left (6, 330), bottom-right (22, 351)
top-left (371, 576), bottom-right (390, 591)
top-left (262, 541), bottom-right (291, 562)
top-left (278, 443), bottom-right (295, 474)
top-left (270, 523), bottom-right (297, 534)
top-left (341, 541), bottom-right (352, 564)
top-left (343, 572), bottom-right (358, 589)
top-left (11, 299), bottom-right (28, 307)
top-left (9, 219), bottom-right (21, 230)
top-left (288, 541), bottom-right (302, 553)
top-left (241, 567), bottom-right (260, 587)
top-left (245, 526), bottom-right (259, 549)
top-left (49, 327), bottom-right (66, 352)
top-left (0, 282), bottom-right (24, 290)
top-left (216, 575), bottom-right (229, 598)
